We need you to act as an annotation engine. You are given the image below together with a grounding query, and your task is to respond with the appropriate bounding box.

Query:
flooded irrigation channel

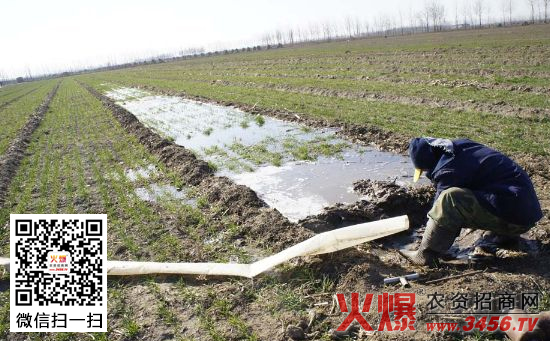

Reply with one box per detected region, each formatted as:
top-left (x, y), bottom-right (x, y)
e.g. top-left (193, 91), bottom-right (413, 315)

top-left (106, 88), bottom-right (422, 222)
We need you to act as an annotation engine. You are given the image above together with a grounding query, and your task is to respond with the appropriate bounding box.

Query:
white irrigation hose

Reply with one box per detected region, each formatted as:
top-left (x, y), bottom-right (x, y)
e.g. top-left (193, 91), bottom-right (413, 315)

top-left (108, 215), bottom-right (408, 278)
top-left (1, 215), bottom-right (408, 278)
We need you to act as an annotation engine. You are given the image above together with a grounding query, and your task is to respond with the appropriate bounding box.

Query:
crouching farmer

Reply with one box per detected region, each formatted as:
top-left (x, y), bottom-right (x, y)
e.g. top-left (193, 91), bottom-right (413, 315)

top-left (402, 137), bottom-right (543, 265)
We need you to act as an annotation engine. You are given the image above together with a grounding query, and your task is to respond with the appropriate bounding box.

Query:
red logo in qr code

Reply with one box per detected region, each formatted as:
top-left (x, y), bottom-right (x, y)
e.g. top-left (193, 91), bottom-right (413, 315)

top-left (47, 252), bottom-right (71, 273)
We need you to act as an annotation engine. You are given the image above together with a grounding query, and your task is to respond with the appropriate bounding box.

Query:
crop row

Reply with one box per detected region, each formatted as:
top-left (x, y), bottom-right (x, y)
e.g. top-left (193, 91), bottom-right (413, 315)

top-left (0, 81), bottom-right (57, 156)
top-left (0, 83), bottom-right (40, 108)
top-left (104, 69), bottom-right (549, 111)
top-left (0, 77), bottom-right (333, 341)
top-left (81, 73), bottom-right (550, 156)
top-left (0, 79), bottom-right (274, 339)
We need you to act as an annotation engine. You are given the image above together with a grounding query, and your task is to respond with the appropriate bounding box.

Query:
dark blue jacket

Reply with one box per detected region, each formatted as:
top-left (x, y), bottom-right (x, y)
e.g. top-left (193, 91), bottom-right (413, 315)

top-left (422, 139), bottom-right (542, 226)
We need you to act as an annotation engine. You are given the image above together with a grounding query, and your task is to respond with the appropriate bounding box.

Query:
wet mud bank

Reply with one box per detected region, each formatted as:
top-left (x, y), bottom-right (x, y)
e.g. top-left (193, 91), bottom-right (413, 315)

top-left (301, 180), bottom-right (435, 233)
top-left (0, 82), bottom-right (60, 206)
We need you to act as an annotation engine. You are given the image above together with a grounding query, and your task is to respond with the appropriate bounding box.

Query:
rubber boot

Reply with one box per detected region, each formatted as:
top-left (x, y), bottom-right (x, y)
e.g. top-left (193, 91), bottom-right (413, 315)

top-left (401, 219), bottom-right (459, 266)
top-left (475, 231), bottom-right (518, 254)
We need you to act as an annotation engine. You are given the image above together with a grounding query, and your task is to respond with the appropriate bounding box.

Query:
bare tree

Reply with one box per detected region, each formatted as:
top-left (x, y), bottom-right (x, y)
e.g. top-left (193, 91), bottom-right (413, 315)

top-left (373, 16), bottom-right (382, 34)
top-left (286, 28), bottom-right (294, 45)
top-left (344, 16), bottom-right (354, 38)
top-left (387, 16), bottom-right (396, 34)
top-left (399, 10), bottom-right (404, 35)
top-left (543, 0), bottom-right (549, 22)
top-left (321, 21), bottom-right (333, 41)
top-left (423, 1), bottom-right (431, 31)
top-left (353, 17), bottom-right (362, 37)
top-left (428, 2), bottom-right (436, 30)
top-left (362, 19), bottom-right (370, 36)
top-left (501, 0), bottom-right (508, 24)
top-left (455, 0), bottom-right (460, 28)
top-left (463, 0), bottom-right (475, 26)
top-left (415, 11), bottom-right (426, 32)
top-left (377, 14), bottom-right (392, 34)
top-left (308, 23), bottom-right (320, 41)
top-left (428, 0), bottom-right (446, 31)
top-left (261, 33), bottom-right (273, 47)
top-left (0, 70), bottom-right (7, 86)
top-left (298, 27), bottom-right (306, 42)
top-left (508, 0), bottom-right (514, 24)
top-left (274, 30), bottom-right (284, 46)
top-left (527, 0), bottom-right (536, 22)
top-left (473, 0), bottom-right (484, 27)
top-left (294, 27), bottom-right (302, 43)
top-left (438, 2), bottom-right (447, 30)
top-left (408, 6), bottom-right (417, 32)
top-left (25, 66), bottom-right (32, 81)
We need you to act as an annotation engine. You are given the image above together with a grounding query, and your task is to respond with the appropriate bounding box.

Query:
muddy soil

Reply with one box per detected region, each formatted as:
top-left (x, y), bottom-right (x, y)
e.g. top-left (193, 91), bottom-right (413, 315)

top-left (0, 82), bottom-right (60, 206)
top-left (300, 180), bottom-right (434, 233)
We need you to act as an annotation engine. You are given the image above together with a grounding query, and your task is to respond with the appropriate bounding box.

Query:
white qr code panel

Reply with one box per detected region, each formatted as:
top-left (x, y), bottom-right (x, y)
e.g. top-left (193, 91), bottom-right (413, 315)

top-left (10, 214), bottom-right (107, 332)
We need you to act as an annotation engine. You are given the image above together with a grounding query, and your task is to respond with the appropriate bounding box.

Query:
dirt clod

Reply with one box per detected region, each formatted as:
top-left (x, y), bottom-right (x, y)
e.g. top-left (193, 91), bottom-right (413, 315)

top-left (329, 321), bottom-right (360, 340)
top-left (300, 180), bottom-right (434, 233)
top-left (286, 325), bottom-right (306, 340)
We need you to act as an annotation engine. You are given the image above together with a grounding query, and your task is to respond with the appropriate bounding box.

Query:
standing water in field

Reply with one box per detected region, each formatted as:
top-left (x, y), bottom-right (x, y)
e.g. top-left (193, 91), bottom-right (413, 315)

top-left (106, 87), bottom-right (423, 222)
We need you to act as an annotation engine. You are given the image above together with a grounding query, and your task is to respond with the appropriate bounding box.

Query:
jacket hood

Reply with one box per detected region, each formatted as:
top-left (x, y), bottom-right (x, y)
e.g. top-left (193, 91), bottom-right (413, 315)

top-left (409, 137), bottom-right (454, 172)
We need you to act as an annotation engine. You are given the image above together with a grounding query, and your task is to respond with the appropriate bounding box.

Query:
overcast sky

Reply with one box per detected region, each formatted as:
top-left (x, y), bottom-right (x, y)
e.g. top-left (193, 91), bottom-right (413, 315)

top-left (0, 0), bottom-right (534, 78)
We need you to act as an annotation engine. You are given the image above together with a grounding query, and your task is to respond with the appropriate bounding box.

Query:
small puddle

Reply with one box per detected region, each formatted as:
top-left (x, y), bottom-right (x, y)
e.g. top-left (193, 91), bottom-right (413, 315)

top-left (122, 164), bottom-right (197, 206)
top-left (125, 164), bottom-right (157, 182)
top-left (228, 152), bottom-right (412, 221)
top-left (107, 87), bottom-right (424, 222)
top-left (135, 184), bottom-right (197, 207)
top-left (107, 87), bottom-right (151, 101)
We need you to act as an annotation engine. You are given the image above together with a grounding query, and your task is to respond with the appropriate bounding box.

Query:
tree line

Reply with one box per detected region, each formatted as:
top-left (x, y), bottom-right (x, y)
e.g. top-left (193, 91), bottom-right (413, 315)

top-left (259, 0), bottom-right (549, 46)
top-left (2, 0), bottom-right (549, 85)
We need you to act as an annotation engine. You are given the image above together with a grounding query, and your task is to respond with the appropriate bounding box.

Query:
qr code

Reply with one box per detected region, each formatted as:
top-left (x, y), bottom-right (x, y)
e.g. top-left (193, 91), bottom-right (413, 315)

top-left (10, 214), bottom-right (107, 332)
